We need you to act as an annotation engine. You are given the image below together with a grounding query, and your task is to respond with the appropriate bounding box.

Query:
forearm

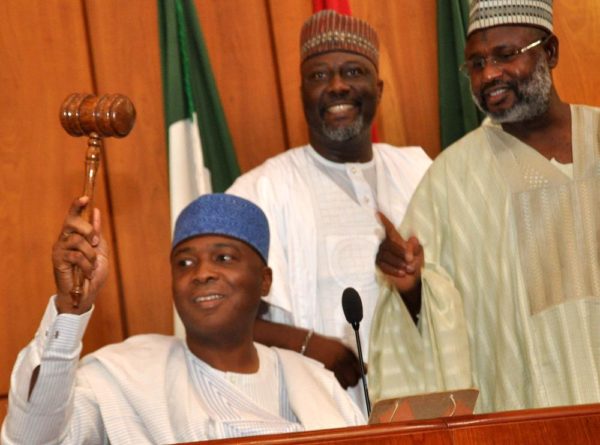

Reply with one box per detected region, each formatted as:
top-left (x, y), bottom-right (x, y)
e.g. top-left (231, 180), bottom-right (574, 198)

top-left (254, 318), bottom-right (310, 354)
top-left (2, 297), bottom-right (93, 444)
top-left (254, 317), bottom-right (361, 388)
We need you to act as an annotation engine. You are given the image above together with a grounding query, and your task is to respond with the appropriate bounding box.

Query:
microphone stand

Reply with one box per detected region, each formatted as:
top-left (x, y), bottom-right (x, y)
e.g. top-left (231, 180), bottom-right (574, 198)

top-left (351, 321), bottom-right (371, 416)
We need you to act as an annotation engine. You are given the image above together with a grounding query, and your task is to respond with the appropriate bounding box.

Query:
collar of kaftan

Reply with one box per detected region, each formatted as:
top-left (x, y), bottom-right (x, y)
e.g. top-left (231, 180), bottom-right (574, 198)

top-left (485, 104), bottom-right (600, 192)
top-left (484, 104), bottom-right (600, 315)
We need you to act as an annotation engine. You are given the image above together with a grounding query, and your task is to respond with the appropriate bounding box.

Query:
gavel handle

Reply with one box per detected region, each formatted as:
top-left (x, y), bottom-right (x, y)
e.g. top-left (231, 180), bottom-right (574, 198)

top-left (70, 134), bottom-right (102, 307)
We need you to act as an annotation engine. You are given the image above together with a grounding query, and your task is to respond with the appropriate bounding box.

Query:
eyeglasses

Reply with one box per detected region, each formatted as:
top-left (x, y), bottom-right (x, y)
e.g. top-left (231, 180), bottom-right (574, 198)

top-left (459, 34), bottom-right (552, 76)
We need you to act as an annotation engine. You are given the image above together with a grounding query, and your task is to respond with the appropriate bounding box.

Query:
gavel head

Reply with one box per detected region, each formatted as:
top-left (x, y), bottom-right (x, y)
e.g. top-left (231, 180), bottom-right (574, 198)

top-left (60, 93), bottom-right (136, 138)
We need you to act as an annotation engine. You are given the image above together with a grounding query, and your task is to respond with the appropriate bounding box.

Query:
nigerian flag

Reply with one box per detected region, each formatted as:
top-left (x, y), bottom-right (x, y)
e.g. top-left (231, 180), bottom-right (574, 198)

top-left (159, 0), bottom-right (240, 225)
top-left (159, 0), bottom-right (240, 336)
top-left (437, 0), bottom-right (483, 149)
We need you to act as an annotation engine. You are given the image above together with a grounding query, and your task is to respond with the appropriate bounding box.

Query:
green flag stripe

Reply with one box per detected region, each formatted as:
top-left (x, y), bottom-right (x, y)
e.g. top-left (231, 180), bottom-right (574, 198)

top-left (159, 0), bottom-right (240, 192)
top-left (159, 0), bottom-right (187, 126)
top-left (174, 0), bottom-right (196, 120)
top-left (180, 1), bottom-right (240, 191)
top-left (437, 0), bottom-right (483, 149)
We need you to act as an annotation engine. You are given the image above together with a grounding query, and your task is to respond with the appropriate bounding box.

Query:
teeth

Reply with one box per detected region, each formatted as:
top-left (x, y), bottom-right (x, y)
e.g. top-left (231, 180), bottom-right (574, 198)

top-left (193, 294), bottom-right (224, 303)
top-left (327, 104), bottom-right (353, 113)
top-left (488, 88), bottom-right (507, 97)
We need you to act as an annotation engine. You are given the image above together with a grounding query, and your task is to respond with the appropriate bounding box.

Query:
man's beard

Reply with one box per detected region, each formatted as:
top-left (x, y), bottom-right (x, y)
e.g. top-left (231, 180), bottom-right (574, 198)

top-left (472, 55), bottom-right (552, 124)
top-left (321, 115), bottom-right (365, 142)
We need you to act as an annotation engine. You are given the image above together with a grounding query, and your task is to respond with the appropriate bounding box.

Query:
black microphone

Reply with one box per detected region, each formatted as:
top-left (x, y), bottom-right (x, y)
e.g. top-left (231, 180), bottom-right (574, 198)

top-left (342, 287), bottom-right (371, 416)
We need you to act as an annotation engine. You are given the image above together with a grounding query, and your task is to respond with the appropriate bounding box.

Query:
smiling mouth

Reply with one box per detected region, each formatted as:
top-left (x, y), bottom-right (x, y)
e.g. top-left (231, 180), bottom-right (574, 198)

top-left (322, 103), bottom-right (359, 125)
top-left (326, 103), bottom-right (355, 114)
top-left (482, 84), bottom-right (514, 106)
top-left (193, 294), bottom-right (225, 304)
top-left (487, 88), bottom-right (508, 98)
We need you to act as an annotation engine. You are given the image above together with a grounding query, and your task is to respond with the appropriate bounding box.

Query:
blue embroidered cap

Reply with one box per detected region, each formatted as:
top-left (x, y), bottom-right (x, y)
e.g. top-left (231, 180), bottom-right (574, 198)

top-left (172, 194), bottom-right (269, 264)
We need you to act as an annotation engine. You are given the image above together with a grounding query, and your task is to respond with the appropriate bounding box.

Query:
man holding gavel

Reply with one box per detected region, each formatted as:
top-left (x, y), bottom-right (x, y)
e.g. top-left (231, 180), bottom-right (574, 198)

top-left (1, 194), bottom-right (363, 444)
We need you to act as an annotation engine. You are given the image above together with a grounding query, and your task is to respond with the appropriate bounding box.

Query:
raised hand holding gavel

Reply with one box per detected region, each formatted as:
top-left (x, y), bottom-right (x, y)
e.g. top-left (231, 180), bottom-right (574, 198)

top-left (59, 93), bottom-right (135, 307)
top-left (53, 196), bottom-right (109, 314)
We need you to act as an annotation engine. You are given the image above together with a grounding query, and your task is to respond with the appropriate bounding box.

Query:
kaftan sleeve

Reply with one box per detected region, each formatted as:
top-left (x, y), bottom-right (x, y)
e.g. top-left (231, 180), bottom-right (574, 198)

top-left (368, 157), bottom-right (473, 404)
top-left (1, 297), bottom-right (106, 445)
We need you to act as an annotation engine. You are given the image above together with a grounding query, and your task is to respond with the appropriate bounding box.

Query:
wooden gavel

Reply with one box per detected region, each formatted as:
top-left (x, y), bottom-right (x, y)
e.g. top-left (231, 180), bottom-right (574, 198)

top-left (60, 93), bottom-right (136, 307)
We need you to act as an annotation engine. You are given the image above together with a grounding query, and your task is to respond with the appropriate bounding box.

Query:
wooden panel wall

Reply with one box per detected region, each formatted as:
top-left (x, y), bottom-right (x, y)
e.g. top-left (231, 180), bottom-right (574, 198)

top-left (353, 1), bottom-right (439, 155)
top-left (553, 0), bottom-right (600, 106)
top-left (0, 0), bottom-right (124, 409)
top-left (0, 0), bottom-right (174, 418)
top-left (83, 0), bottom-right (174, 338)
top-left (194, 0), bottom-right (291, 171)
top-left (1, 0), bottom-right (599, 425)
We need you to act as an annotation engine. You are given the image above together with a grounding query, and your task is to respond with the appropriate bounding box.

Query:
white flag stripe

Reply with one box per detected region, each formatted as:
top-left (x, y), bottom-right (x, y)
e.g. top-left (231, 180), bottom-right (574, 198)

top-left (169, 112), bottom-right (212, 338)
top-left (168, 112), bottom-right (212, 226)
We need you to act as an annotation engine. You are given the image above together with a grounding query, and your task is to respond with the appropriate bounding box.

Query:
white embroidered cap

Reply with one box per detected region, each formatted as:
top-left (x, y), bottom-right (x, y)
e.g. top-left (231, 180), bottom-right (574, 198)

top-left (467, 0), bottom-right (553, 36)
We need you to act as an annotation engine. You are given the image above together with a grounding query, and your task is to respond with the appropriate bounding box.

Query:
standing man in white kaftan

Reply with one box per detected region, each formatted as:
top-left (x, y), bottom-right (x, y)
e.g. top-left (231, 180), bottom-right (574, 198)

top-left (2, 194), bottom-right (364, 445)
top-left (370, 0), bottom-right (600, 414)
top-left (227, 10), bottom-right (431, 411)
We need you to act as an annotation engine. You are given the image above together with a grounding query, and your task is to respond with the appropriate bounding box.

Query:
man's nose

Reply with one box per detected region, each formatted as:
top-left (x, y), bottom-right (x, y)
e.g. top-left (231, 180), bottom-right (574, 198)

top-left (481, 58), bottom-right (503, 82)
top-left (193, 261), bottom-right (217, 283)
top-left (327, 73), bottom-right (350, 94)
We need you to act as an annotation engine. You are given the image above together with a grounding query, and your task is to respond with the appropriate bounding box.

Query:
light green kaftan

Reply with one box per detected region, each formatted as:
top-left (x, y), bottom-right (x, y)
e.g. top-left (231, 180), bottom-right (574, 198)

top-left (369, 105), bottom-right (600, 413)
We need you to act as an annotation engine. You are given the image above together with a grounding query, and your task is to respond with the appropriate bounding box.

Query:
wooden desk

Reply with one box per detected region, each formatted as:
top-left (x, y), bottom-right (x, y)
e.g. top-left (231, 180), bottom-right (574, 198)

top-left (182, 403), bottom-right (600, 445)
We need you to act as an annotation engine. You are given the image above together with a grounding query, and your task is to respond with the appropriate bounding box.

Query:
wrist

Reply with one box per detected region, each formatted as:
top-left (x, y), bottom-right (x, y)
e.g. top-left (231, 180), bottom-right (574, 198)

top-left (55, 293), bottom-right (92, 315)
top-left (299, 329), bottom-right (314, 355)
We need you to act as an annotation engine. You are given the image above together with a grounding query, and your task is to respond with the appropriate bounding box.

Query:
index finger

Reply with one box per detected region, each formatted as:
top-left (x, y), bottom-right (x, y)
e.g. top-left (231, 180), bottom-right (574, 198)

top-left (68, 196), bottom-right (90, 217)
top-left (60, 196), bottom-right (94, 242)
top-left (377, 211), bottom-right (403, 242)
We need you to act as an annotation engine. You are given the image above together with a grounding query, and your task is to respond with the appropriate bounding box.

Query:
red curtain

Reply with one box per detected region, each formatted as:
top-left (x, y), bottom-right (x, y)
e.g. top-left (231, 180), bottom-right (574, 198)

top-left (312, 0), bottom-right (352, 14)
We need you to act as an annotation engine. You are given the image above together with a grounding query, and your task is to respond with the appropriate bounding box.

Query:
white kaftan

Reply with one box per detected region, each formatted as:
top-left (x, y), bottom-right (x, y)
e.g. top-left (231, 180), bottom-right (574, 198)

top-left (2, 298), bottom-right (364, 444)
top-left (227, 144), bottom-right (431, 408)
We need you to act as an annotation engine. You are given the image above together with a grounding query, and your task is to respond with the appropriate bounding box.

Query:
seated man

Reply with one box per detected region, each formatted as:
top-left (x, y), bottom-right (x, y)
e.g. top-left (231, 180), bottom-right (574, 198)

top-left (1, 194), bottom-right (364, 444)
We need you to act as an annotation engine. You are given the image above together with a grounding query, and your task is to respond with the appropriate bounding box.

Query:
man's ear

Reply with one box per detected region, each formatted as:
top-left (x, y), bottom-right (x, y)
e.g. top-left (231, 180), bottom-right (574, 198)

top-left (545, 34), bottom-right (559, 69)
top-left (260, 266), bottom-right (273, 296)
top-left (377, 78), bottom-right (384, 103)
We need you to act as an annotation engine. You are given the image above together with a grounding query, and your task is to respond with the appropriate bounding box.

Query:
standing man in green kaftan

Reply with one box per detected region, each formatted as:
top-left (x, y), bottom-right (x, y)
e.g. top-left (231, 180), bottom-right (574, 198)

top-left (369, 0), bottom-right (600, 414)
